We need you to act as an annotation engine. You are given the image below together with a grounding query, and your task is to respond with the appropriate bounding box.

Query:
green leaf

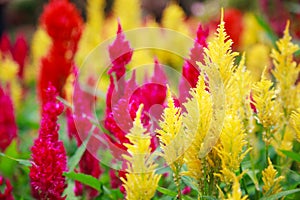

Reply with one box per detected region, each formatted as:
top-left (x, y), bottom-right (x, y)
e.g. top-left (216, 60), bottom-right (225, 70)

top-left (68, 126), bottom-right (95, 172)
top-left (280, 150), bottom-right (300, 163)
top-left (157, 186), bottom-right (177, 197)
top-left (63, 180), bottom-right (80, 200)
top-left (260, 188), bottom-right (300, 200)
top-left (0, 152), bottom-right (31, 167)
top-left (0, 140), bottom-right (29, 176)
top-left (63, 171), bottom-right (102, 192)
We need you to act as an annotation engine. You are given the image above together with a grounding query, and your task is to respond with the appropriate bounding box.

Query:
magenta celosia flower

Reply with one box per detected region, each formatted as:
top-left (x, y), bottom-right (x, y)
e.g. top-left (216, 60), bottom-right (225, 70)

top-left (179, 25), bottom-right (208, 102)
top-left (30, 84), bottom-right (67, 200)
top-left (104, 23), bottom-right (168, 191)
top-left (0, 176), bottom-right (14, 200)
top-left (105, 32), bottom-right (167, 150)
top-left (0, 85), bottom-right (17, 152)
top-left (38, 0), bottom-right (83, 105)
top-left (67, 68), bottom-right (102, 198)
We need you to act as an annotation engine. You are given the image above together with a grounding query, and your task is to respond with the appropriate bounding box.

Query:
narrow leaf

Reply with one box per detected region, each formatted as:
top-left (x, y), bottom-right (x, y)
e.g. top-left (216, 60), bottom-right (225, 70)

top-left (260, 188), bottom-right (300, 200)
top-left (63, 171), bottom-right (102, 192)
top-left (280, 150), bottom-right (300, 163)
top-left (68, 126), bottom-right (95, 172)
top-left (156, 186), bottom-right (177, 197)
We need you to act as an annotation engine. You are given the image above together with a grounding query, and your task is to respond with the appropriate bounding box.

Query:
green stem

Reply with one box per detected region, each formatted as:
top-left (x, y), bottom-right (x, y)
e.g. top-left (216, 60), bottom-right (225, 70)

top-left (173, 163), bottom-right (182, 200)
top-left (239, 164), bottom-right (249, 196)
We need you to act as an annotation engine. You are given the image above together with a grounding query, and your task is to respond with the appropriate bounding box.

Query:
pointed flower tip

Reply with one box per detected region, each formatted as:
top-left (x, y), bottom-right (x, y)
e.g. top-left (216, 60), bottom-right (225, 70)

top-left (136, 104), bottom-right (144, 119)
top-left (117, 19), bottom-right (123, 34)
top-left (221, 8), bottom-right (224, 22)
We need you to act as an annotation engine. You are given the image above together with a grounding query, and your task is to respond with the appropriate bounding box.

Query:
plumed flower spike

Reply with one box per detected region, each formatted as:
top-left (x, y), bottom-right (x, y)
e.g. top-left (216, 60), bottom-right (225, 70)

top-left (38, 0), bottom-right (83, 105)
top-left (251, 70), bottom-right (282, 143)
top-left (30, 84), bottom-right (67, 199)
top-left (121, 104), bottom-right (161, 200)
top-left (215, 113), bottom-right (251, 184)
top-left (41, 0), bottom-right (83, 42)
top-left (108, 22), bottom-right (133, 79)
top-left (204, 8), bottom-right (239, 86)
top-left (0, 85), bottom-right (17, 152)
top-left (157, 86), bottom-right (184, 168)
top-left (262, 158), bottom-right (284, 196)
top-left (271, 21), bottom-right (300, 115)
top-left (182, 75), bottom-right (212, 180)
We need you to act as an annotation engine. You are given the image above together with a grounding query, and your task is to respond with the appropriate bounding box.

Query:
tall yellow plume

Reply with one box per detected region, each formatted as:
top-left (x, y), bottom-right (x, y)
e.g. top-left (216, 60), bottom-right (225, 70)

top-left (75, 0), bottom-right (105, 66)
top-left (157, 86), bottom-right (184, 169)
top-left (262, 158), bottom-right (284, 196)
top-left (271, 21), bottom-right (300, 115)
top-left (121, 105), bottom-right (161, 200)
top-left (182, 75), bottom-right (212, 181)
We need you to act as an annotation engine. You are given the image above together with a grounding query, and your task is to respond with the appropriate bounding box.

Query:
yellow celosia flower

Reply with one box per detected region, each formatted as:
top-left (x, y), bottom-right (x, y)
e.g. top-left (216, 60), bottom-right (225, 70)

top-left (182, 75), bottom-right (212, 181)
top-left (121, 105), bottom-right (161, 200)
top-left (241, 12), bottom-right (264, 48)
top-left (215, 113), bottom-right (251, 183)
top-left (251, 71), bottom-right (282, 135)
top-left (75, 0), bottom-right (104, 66)
top-left (262, 158), bottom-right (284, 196)
top-left (156, 86), bottom-right (184, 168)
top-left (221, 169), bottom-right (248, 200)
top-left (246, 44), bottom-right (271, 81)
top-left (0, 58), bottom-right (22, 110)
top-left (271, 21), bottom-right (300, 115)
top-left (290, 109), bottom-right (300, 142)
top-left (26, 27), bottom-right (51, 83)
top-left (204, 9), bottom-right (239, 87)
top-left (161, 3), bottom-right (189, 35)
top-left (113, 0), bottom-right (141, 31)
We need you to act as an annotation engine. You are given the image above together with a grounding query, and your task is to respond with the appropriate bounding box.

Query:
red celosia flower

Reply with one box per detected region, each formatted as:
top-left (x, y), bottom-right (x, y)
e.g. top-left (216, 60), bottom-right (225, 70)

top-left (0, 33), bottom-right (11, 56)
top-left (0, 85), bottom-right (17, 152)
top-left (38, 0), bottom-right (83, 105)
top-left (0, 176), bottom-right (14, 200)
top-left (30, 84), bottom-right (67, 200)
top-left (179, 25), bottom-right (208, 102)
top-left (12, 34), bottom-right (28, 79)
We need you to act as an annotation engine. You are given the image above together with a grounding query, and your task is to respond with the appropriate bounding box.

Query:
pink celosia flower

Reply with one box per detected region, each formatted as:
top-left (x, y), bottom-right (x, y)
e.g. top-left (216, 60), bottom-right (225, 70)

top-left (38, 0), bottom-right (83, 105)
top-left (30, 84), bottom-right (67, 200)
top-left (0, 176), bottom-right (14, 200)
top-left (104, 23), bottom-right (167, 191)
top-left (179, 25), bottom-right (208, 102)
top-left (68, 69), bottom-right (102, 198)
top-left (0, 85), bottom-right (17, 152)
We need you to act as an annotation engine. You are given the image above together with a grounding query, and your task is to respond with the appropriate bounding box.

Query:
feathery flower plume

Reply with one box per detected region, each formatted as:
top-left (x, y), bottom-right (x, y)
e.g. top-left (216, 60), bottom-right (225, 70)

top-left (121, 104), bottom-right (161, 200)
top-left (30, 85), bottom-right (67, 199)
top-left (262, 158), bottom-right (284, 196)
top-left (182, 75), bottom-right (212, 181)
top-left (0, 84), bottom-right (17, 152)
top-left (38, 0), bottom-right (83, 105)
top-left (251, 71), bottom-right (282, 145)
top-left (156, 86), bottom-right (184, 198)
top-left (75, 0), bottom-right (105, 66)
top-left (271, 21), bottom-right (300, 116)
